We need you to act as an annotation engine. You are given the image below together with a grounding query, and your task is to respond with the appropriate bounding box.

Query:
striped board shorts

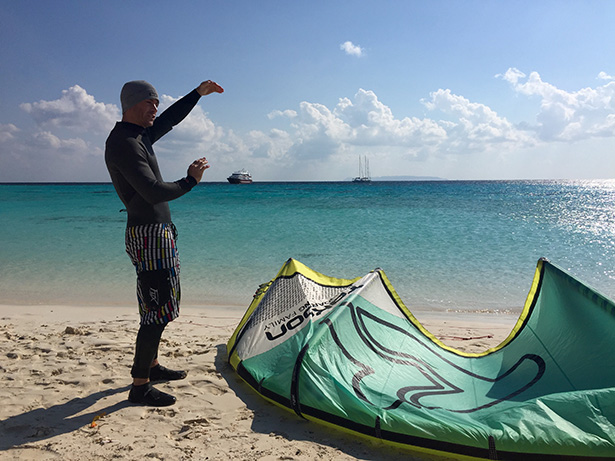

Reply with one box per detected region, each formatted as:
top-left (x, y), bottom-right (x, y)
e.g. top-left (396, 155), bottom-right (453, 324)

top-left (125, 223), bottom-right (181, 325)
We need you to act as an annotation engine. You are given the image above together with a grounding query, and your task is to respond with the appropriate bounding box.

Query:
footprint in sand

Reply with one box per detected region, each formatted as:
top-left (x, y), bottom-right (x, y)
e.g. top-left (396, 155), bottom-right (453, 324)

top-left (189, 379), bottom-right (227, 396)
top-left (149, 407), bottom-right (178, 417)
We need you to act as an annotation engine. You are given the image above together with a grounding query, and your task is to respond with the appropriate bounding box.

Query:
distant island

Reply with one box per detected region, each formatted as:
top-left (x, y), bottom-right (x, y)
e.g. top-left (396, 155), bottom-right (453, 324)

top-left (345, 175), bottom-right (446, 181)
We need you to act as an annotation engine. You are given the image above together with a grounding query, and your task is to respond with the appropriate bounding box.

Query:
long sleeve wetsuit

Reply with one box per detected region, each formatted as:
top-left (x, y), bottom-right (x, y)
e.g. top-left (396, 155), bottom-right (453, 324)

top-left (105, 89), bottom-right (201, 227)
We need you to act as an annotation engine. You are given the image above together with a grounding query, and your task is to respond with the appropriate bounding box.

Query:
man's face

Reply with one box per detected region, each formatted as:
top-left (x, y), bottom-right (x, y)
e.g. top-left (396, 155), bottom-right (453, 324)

top-left (130, 98), bottom-right (159, 127)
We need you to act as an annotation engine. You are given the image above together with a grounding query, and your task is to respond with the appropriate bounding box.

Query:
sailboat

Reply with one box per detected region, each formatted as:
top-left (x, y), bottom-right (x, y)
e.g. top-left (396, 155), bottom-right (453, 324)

top-left (352, 155), bottom-right (371, 182)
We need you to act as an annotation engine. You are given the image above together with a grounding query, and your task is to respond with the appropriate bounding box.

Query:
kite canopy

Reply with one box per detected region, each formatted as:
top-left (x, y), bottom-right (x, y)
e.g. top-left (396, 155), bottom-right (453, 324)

top-left (227, 258), bottom-right (615, 460)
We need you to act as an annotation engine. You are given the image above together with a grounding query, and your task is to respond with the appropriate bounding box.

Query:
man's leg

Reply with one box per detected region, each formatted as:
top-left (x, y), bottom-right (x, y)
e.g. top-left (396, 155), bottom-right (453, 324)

top-left (131, 322), bottom-right (166, 382)
top-left (128, 323), bottom-right (177, 406)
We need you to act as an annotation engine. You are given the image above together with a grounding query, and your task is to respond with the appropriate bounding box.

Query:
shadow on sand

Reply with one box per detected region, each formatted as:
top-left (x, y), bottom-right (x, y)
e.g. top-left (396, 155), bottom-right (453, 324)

top-left (0, 385), bottom-right (131, 451)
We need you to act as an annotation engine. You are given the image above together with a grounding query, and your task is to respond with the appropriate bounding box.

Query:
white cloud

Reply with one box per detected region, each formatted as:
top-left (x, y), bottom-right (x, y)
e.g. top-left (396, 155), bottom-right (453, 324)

top-left (29, 131), bottom-right (91, 159)
top-left (1, 86), bottom-right (120, 181)
top-left (336, 89), bottom-right (447, 148)
top-left (3, 70), bottom-right (615, 182)
top-left (340, 41), bottom-right (364, 57)
top-left (0, 89), bottom-right (232, 182)
top-left (598, 71), bottom-right (614, 81)
top-left (20, 85), bottom-right (119, 134)
top-left (158, 95), bottom-right (224, 146)
top-left (246, 128), bottom-right (294, 160)
top-left (0, 125), bottom-right (102, 182)
top-left (246, 87), bottom-right (533, 167)
top-left (268, 109), bottom-right (297, 119)
top-left (498, 67), bottom-right (615, 141)
top-left (150, 96), bottom-right (243, 178)
top-left (0, 123), bottom-right (19, 143)
top-left (422, 88), bottom-right (535, 149)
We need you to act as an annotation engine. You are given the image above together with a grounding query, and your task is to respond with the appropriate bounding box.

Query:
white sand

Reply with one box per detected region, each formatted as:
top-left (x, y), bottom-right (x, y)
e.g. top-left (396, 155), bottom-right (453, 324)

top-left (0, 304), bottom-right (518, 461)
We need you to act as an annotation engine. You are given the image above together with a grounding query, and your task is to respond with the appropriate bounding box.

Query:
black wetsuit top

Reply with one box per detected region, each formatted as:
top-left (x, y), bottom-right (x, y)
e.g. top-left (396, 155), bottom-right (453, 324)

top-left (105, 90), bottom-right (201, 227)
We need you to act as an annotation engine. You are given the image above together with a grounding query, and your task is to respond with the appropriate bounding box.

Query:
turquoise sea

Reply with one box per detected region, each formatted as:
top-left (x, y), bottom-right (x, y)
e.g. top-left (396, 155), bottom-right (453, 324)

top-left (1, 180), bottom-right (614, 313)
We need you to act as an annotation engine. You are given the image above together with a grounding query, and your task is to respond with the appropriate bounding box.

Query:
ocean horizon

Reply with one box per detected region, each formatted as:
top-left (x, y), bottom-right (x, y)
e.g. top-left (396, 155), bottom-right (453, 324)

top-left (2, 179), bottom-right (614, 314)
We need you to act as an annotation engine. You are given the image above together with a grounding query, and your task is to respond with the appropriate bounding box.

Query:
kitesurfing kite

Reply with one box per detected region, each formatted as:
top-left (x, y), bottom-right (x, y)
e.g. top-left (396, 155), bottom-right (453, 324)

top-left (227, 258), bottom-right (615, 459)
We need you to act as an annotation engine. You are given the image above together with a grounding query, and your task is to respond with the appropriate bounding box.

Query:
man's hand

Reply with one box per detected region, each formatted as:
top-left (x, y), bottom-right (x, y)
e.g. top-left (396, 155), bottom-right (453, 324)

top-left (196, 80), bottom-right (224, 96)
top-left (187, 157), bottom-right (210, 183)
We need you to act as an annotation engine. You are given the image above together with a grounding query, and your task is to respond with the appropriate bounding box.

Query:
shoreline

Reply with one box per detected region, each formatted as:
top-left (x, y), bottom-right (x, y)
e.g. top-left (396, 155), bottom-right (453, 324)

top-left (0, 304), bottom-right (519, 460)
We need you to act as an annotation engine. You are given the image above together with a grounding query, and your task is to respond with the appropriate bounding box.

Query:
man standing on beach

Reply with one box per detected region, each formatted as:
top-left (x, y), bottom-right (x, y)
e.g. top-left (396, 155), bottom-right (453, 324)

top-left (105, 79), bottom-right (223, 406)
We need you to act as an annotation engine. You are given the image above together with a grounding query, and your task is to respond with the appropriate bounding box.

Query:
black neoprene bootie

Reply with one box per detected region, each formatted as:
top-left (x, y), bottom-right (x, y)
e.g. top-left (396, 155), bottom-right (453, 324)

top-left (128, 382), bottom-right (176, 406)
top-left (149, 364), bottom-right (188, 382)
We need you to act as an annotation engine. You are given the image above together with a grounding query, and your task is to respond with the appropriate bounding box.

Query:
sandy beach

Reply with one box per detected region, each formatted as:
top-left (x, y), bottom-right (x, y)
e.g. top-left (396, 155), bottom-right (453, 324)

top-left (0, 304), bottom-right (519, 461)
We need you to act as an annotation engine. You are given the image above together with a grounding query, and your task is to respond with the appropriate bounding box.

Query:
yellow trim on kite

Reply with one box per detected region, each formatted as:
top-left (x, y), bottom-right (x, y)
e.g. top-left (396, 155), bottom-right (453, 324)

top-left (227, 258), bottom-right (362, 361)
top-left (279, 258), bottom-right (362, 287)
top-left (376, 260), bottom-right (546, 358)
top-left (228, 258), bottom-right (547, 362)
top-left (484, 258), bottom-right (544, 353)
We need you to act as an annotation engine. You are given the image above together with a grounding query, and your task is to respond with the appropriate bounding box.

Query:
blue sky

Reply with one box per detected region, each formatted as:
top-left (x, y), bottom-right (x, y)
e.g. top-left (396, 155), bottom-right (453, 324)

top-left (1, 0), bottom-right (615, 182)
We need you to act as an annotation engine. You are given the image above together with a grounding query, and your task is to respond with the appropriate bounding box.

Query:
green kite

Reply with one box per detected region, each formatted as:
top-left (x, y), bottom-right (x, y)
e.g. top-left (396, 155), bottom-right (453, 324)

top-left (227, 258), bottom-right (615, 459)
